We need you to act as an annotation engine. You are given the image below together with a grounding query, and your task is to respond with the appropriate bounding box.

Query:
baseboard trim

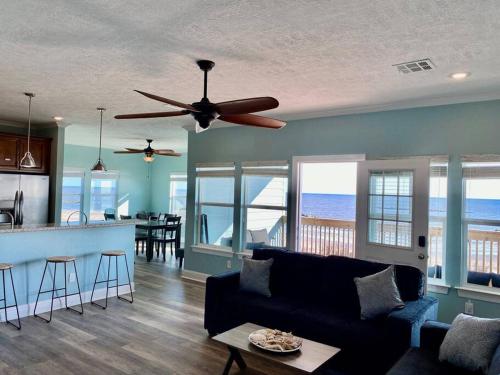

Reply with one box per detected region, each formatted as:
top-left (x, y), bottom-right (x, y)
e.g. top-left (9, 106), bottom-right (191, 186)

top-left (181, 269), bottom-right (209, 284)
top-left (0, 282), bottom-right (135, 322)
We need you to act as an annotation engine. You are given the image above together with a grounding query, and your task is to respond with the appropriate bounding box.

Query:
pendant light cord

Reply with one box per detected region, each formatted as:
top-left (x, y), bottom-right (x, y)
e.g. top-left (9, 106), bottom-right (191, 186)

top-left (98, 108), bottom-right (103, 160)
top-left (27, 95), bottom-right (32, 153)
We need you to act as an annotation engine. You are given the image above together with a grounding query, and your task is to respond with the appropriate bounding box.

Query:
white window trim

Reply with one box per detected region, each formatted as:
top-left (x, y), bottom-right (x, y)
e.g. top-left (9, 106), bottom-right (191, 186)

top-left (90, 170), bottom-right (120, 220)
top-left (169, 172), bottom-right (187, 217)
top-left (291, 154), bottom-right (366, 251)
top-left (191, 244), bottom-right (233, 257)
top-left (242, 165), bottom-right (289, 249)
top-left (61, 169), bottom-right (85, 222)
top-left (194, 165), bottom-right (236, 249)
top-left (460, 161), bottom-right (500, 295)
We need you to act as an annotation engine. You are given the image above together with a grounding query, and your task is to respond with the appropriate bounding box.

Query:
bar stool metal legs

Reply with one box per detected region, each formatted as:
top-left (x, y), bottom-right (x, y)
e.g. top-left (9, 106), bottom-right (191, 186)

top-left (91, 251), bottom-right (133, 309)
top-left (0, 264), bottom-right (21, 330)
top-left (34, 256), bottom-right (84, 323)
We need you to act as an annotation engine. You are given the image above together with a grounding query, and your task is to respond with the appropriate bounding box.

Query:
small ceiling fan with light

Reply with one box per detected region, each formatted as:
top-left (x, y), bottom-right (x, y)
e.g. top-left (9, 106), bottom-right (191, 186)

top-left (113, 139), bottom-right (180, 163)
top-left (114, 60), bottom-right (286, 133)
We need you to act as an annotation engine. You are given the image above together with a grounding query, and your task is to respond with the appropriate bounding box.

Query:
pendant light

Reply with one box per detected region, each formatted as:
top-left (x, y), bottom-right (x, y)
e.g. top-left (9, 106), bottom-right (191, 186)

top-left (20, 93), bottom-right (37, 168)
top-left (91, 107), bottom-right (107, 172)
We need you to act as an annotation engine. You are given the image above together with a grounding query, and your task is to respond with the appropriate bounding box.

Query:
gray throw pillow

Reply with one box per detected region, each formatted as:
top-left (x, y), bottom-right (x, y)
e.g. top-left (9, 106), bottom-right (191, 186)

top-left (239, 257), bottom-right (274, 297)
top-left (439, 313), bottom-right (500, 374)
top-left (354, 265), bottom-right (405, 320)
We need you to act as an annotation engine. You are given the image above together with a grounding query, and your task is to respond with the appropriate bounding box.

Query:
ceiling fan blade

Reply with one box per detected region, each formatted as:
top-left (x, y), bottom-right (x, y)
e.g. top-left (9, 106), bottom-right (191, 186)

top-left (114, 150), bottom-right (143, 154)
top-left (153, 150), bottom-right (181, 156)
top-left (114, 110), bottom-right (189, 119)
top-left (134, 90), bottom-right (197, 112)
top-left (218, 114), bottom-right (286, 129)
top-left (215, 97), bottom-right (279, 115)
top-left (125, 148), bottom-right (145, 152)
top-left (153, 148), bottom-right (175, 153)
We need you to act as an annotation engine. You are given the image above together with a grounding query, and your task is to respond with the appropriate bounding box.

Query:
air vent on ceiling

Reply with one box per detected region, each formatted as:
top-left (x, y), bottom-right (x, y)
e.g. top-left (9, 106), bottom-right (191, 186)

top-left (393, 58), bottom-right (435, 74)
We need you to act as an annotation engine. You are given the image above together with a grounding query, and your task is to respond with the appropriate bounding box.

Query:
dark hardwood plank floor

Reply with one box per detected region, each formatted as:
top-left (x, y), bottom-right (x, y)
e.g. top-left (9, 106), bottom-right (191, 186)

top-left (0, 255), bottom-right (297, 375)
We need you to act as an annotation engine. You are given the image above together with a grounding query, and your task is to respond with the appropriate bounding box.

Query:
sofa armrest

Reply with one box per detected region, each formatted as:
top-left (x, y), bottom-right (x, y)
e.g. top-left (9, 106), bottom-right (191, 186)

top-left (386, 296), bottom-right (439, 347)
top-left (420, 321), bottom-right (450, 354)
top-left (204, 271), bottom-right (240, 334)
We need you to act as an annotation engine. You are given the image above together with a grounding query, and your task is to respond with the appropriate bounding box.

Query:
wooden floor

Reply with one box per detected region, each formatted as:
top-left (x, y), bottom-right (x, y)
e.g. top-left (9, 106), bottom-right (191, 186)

top-left (0, 255), bottom-right (297, 375)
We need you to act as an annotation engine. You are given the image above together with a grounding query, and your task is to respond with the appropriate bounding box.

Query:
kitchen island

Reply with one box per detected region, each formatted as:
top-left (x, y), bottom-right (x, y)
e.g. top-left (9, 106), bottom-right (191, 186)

top-left (0, 220), bottom-right (136, 320)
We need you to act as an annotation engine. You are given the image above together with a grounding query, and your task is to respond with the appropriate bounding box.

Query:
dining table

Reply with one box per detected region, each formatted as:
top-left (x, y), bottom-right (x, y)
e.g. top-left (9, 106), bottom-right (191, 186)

top-left (136, 221), bottom-right (182, 262)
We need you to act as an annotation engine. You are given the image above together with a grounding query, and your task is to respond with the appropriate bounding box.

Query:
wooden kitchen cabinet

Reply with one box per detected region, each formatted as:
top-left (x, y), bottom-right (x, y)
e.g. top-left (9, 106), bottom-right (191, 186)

top-left (0, 136), bottom-right (19, 170)
top-left (0, 133), bottom-right (51, 174)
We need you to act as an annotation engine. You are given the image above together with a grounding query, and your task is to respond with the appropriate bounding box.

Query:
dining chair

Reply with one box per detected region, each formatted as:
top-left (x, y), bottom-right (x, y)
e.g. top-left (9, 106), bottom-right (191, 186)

top-left (120, 215), bottom-right (132, 220)
top-left (153, 217), bottom-right (181, 261)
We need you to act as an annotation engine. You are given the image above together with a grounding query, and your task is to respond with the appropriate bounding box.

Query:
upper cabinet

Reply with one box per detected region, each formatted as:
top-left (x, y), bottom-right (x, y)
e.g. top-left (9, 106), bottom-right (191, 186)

top-left (0, 133), bottom-right (51, 174)
top-left (0, 136), bottom-right (20, 170)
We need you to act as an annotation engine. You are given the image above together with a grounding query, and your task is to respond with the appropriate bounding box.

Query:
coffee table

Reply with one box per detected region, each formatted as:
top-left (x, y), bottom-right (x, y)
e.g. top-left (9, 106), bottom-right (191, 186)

top-left (212, 323), bottom-right (341, 374)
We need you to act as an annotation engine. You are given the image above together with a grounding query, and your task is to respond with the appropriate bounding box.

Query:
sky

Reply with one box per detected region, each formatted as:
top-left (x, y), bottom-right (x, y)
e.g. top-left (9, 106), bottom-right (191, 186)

top-left (301, 162), bottom-right (500, 200)
top-left (301, 162), bottom-right (357, 195)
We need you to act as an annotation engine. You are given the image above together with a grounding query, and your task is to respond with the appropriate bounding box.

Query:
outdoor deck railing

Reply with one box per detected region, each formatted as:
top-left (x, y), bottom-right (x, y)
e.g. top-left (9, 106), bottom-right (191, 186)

top-left (299, 216), bottom-right (499, 275)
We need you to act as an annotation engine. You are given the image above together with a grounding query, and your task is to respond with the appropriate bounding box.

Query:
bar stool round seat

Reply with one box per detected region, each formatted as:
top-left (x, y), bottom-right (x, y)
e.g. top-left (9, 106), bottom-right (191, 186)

top-left (101, 250), bottom-right (125, 256)
top-left (91, 250), bottom-right (133, 309)
top-left (47, 256), bottom-right (76, 263)
top-left (0, 263), bottom-right (13, 270)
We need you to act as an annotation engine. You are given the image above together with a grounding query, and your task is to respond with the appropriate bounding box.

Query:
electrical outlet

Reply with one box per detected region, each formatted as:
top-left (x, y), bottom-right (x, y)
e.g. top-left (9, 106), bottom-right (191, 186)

top-left (465, 300), bottom-right (474, 315)
top-left (226, 260), bottom-right (232, 269)
top-left (69, 272), bottom-right (76, 283)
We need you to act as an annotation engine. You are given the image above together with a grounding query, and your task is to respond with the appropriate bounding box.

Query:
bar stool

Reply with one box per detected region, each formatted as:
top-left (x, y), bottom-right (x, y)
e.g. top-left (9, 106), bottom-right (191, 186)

top-left (90, 251), bottom-right (133, 309)
top-left (34, 256), bottom-right (84, 323)
top-left (0, 263), bottom-right (21, 329)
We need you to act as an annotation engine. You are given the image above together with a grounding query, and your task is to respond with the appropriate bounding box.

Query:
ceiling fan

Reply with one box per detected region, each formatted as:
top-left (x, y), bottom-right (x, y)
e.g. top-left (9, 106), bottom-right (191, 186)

top-left (114, 60), bottom-right (286, 133)
top-left (114, 139), bottom-right (180, 163)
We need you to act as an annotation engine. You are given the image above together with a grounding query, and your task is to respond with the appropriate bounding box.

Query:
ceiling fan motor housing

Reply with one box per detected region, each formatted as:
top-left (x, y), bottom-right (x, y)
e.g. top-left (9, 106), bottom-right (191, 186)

top-left (191, 98), bottom-right (219, 129)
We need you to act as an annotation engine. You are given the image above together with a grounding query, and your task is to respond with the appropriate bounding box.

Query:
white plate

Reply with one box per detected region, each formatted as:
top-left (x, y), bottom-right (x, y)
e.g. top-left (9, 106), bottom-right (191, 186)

top-left (248, 329), bottom-right (302, 353)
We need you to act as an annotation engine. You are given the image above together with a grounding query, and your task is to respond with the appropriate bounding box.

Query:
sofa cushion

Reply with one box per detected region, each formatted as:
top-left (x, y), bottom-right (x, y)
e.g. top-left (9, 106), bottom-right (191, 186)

top-left (252, 248), bottom-right (327, 302)
top-left (290, 305), bottom-right (388, 350)
top-left (388, 348), bottom-right (481, 375)
top-left (224, 291), bottom-right (302, 332)
top-left (488, 345), bottom-right (500, 375)
top-left (467, 271), bottom-right (492, 286)
top-left (354, 265), bottom-right (405, 320)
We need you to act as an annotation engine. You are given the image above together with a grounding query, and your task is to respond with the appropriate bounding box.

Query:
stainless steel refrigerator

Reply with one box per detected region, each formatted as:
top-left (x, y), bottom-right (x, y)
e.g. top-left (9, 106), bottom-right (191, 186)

top-left (0, 174), bottom-right (49, 225)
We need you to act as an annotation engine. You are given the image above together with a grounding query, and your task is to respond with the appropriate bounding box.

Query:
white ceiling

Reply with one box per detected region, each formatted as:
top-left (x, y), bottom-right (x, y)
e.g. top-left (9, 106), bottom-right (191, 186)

top-left (1, 0), bottom-right (499, 152)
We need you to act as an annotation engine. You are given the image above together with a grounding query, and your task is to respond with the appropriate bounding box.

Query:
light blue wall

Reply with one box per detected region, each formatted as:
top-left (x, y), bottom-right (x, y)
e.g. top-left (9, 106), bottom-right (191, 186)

top-left (63, 144), bottom-right (152, 218)
top-left (184, 99), bottom-right (500, 323)
top-left (0, 224), bottom-right (135, 312)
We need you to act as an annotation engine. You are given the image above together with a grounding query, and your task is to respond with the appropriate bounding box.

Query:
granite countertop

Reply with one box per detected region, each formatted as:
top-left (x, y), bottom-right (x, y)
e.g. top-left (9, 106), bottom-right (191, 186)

top-left (0, 219), bottom-right (138, 234)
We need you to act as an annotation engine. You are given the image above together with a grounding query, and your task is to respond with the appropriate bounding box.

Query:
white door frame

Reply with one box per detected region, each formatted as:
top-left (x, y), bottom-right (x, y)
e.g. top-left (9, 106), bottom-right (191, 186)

top-left (355, 158), bottom-right (430, 272)
top-left (290, 154), bottom-right (366, 251)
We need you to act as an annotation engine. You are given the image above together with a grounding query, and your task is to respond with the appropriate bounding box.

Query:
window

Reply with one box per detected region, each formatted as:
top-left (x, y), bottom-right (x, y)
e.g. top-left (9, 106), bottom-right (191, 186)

top-left (195, 164), bottom-right (235, 248)
top-left (368, 170), bottom-right (413, 248)
top-left (428, 163), bottom-right (448, 281)
top-left (90, 171), bottom-right (119, 221)
top-left (242, 162), bottom-right (288, 249)
top-left (61, 170), bottom-right (84, 223)
top-left (462, 161), bottom-right (500, 289)
top-left (169, 173), bottom-right (187, 220)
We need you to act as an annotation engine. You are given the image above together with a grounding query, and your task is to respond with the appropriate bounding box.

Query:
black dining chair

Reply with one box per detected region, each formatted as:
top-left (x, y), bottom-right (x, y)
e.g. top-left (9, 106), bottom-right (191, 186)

top-left (153, 217), bottom-right (181, 261)
top-left (104, 213), bottom-right (116, 220)
top-left (120, 215), bottom-right (132, 220)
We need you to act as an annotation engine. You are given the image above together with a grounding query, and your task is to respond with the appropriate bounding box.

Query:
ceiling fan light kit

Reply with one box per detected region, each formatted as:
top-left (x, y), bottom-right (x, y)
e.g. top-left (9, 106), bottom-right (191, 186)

top-left (115, 60), bottom-right (286, 132)
top-left (114, 139), bottom-right (180, 163)
top-left (20, 93), bottom-right (37, 168)
top-left (91, 107), bottom-right (107, 172)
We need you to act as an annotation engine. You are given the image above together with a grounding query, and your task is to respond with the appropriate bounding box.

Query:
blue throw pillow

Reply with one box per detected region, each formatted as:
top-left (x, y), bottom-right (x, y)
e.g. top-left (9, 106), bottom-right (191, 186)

top-left (239, 257), bottom-right (274, 297)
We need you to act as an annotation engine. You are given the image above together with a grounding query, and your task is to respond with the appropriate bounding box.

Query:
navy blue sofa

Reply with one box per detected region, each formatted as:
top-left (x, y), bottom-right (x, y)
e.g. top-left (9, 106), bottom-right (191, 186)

top-left (205, 248), bottom-right (438, 374)
top-left (388, 321), bottom-right (500, 375)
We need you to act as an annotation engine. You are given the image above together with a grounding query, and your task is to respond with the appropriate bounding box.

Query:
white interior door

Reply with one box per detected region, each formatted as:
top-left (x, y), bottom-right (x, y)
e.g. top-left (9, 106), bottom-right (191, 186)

top-left (355, 159), bottom-right (429, 273)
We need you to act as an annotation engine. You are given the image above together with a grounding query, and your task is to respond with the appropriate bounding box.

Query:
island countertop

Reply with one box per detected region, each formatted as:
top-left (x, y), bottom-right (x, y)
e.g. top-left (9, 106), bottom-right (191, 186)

top-left (0, 219), bottom-right (138, 234)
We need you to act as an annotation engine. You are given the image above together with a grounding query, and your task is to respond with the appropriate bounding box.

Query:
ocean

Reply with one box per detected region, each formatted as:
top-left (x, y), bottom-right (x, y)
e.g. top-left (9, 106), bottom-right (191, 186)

top-left (301, 193), bottom-right (500, 221)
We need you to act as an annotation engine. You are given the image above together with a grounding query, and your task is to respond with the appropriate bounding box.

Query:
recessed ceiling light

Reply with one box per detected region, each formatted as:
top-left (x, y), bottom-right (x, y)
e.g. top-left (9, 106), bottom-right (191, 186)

top-left (449, 72), bottom-right (470, 80)
top-left (53, 116), bottom-right (64, 121)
